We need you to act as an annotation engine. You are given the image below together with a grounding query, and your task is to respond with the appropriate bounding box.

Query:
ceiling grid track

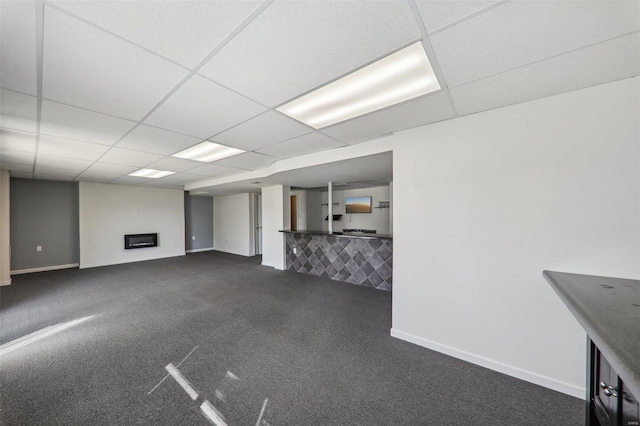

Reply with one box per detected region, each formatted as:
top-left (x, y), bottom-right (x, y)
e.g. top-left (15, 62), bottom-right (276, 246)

top-left (32, 0), bottom-right (45, 178)
top-left (406, 0), bottom-right (459, 118)
top-left (71, 0), bottom-right (275, 183)
top-left (447, 29), bottom-right (640, 91)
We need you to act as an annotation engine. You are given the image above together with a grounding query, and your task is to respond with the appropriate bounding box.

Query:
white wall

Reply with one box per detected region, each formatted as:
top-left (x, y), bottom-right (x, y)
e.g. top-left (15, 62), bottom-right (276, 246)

top-left (392, 78), bottom-right (640, 398)
top-left (213, 193), bottom-right (252, 256)
top-left (261, 185), bottom-right (290, 269)
top-left (0, 170), bottom-right (11, 286)
top-left (321, 186), bottom-right (391, 234)
top-left (78, 182), bottom-right (185, 268)
top-left (290, 189), bottom-right (307, 230)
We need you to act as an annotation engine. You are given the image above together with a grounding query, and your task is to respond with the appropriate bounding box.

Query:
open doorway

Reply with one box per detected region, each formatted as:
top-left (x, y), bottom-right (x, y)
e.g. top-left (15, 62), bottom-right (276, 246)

top-left (290, 195), bottom-right (297, 231)
top-left (252, 193), bottom-right (262, 256)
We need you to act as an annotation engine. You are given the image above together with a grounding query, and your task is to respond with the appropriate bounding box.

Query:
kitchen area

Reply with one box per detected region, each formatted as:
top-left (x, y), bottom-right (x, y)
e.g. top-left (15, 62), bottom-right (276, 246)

top-left (283, 181), bottom-right (393, 291)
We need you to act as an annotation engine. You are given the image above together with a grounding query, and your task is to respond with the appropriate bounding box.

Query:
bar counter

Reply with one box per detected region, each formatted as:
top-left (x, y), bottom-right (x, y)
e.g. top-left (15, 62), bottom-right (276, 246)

top-left (281, 229), bottom-right (393, 290)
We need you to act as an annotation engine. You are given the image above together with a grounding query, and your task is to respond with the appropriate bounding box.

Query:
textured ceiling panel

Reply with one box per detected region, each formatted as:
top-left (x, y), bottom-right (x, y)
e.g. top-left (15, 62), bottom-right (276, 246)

top-left (76, 171), bottom-right (124, 183)
top-left (38, 134), bottom-right (109, 161)
top-left (212, 111), bottom-right (312, 152)
top-left (40, 100), bottom-right (135, 145)
top-left (0, 1), bottom-right (37, 95)
top-left (186, 163), bottom-right (242, 177)
top-left (257, 132), bottom-right (346, 160)
top-left (84, 161), bottom-right (138, 175)
top-left (415, 0), bottom-right (500, 33)
top-left (322, 91), bottom-right (455, 144)
top-left (43, 6), bottom-right (188, 121)
top-left (213, 152), bottom-right (276, 171)
top-left (0, 149), bottom-right (35, 166)
top-left (198, 1), bottom-right (420, 106)
top-left (431, 0), bottom-right (640, 87)
top-left (36, 154), bottom-right (92, 171)
top-left (98, 147), bottom-right (164, 167)
top-left (0, 90), bottom-right (38, 133)
top-left (115, 124), bottom-right (201, 156)
top-left (144, 74), bottom-right (266, 138)
top-left (451, 33), bottom-right (640, 116)
top-left (0, 129), bottom-right (36, 153)
top-left (50, 1), bottom-right (260, 68)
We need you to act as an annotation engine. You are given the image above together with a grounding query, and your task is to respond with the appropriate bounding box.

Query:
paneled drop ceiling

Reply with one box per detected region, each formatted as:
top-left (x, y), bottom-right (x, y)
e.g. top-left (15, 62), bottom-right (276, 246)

top-left (0, 0), bottom-right (638, 191)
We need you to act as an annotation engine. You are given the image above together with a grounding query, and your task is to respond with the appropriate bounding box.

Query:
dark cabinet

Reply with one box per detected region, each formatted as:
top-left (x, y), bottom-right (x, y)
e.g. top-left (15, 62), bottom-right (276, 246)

top-left (589, 340), bottom-right (639, 426)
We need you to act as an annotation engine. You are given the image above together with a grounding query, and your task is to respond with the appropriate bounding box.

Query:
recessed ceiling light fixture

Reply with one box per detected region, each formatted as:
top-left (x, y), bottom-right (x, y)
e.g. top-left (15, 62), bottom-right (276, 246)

top-left (172, 141), bottom-right (244, 163)
top-left (128, 168), bottom-right (175, 178)
top-left (277, 41), bottom-right (440, 129)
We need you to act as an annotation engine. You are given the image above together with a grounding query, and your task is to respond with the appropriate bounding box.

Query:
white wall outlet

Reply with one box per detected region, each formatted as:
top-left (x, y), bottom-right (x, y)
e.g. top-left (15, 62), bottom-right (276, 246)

top-left (225, 237), bottom-right (229, 242)
top-left (36, 245), bottom-right (42, 252)
top-left (293, 247), bottom-right (297, 254)
top-left (192, 236), bottom-right (196, 240)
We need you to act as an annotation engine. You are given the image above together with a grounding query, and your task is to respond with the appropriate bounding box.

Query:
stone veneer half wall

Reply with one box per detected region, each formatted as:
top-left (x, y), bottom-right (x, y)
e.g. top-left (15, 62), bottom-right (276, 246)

top-left (285, 232), bottom-right (392, 291)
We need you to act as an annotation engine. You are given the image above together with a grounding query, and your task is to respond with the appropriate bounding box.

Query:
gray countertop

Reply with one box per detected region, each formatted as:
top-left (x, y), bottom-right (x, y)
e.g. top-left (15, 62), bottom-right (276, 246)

top-left (543, 270), bottom-right (640, 399)
top-left (280, 229), bottom-right (392, 240)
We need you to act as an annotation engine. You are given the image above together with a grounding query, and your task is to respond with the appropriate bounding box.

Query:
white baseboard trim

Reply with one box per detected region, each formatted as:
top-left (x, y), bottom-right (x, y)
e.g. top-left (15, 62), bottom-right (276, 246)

top-left (1, 278), bottom-right (11, 286)
top-left (390, 328), bottom-right (585, 399)
top-left (11, 263), bottom-right (80, 275)
top-left (186, 247), bottom-right (215, 253)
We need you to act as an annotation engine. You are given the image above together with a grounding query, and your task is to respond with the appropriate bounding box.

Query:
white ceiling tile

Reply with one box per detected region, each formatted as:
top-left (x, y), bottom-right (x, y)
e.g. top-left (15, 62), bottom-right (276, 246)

top-left (198, 1), bottom-right (420, 106)
top-left (146, 156), bottom-right (202, 173)
top-left (257, 132), bottom-right (346, 160)
top-left (7, 170), bottom-right (33, 179)
top-left (84, 162), bottom-right (138, 175)
top-left (450, 33), bottom-right (640, 116)
top-left (0, 149), bottom-right (35, 165)
top-left (322, 91), bottom-right (455, 144)
top-left (212, 111), bottom-right (312, 151)
top-left (38, 134), bottom-right (110, 161)
top-left (144, 74), bottom-right (266, 138)
top-left (36, 154), bottom-right (92, 171)
top-left (0, 1), bottom-right (37, 95)
top-left (111, 175), bottom-right (152, 186)
top-left (51, 1), bottom-right (260, 68)
top-left (33, 174), bottom-right (75, 182)
top-left (42, 6), bottom-right (188, 121)
top-left (431, 0), bottom-right (640, 87)
top-left (0, 129), bottom-right (36, 152)
top-left (0, 89), bottom-right (37, 133)
top-left (76, 171), bottom-right (121, 183)
top-left (116, 125), bottom-right (202, 156)
top-left (98, 147), bottom-right (164, 167)
top-left (34, 165), bottom-right (81, 177)
top-left (415, 1), bottom-right (499, 34)
top-left (187, 163), bottom-right (243, 177)
top-left (40, 100), bottom-right (136, 145)
top-left (213, 152), bottom-right (276, 171)
top-left (0, 162), bottom-right (33, 173)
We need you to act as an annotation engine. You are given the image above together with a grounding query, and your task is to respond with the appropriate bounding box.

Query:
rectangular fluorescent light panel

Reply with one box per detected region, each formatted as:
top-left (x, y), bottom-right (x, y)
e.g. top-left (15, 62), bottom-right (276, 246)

top-left (277, 41), bottom-right (440, 129)
top-left (128, 168), bottom-right (175, 178)
top-left (171, 141), bottom-right (244, 163)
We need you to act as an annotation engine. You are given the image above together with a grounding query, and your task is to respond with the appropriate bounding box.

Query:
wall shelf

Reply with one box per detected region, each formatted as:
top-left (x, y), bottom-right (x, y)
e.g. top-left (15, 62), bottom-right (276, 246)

top-left (321, 202), bottom-right (340, 206)
top-left (374, 201), bottom-right (390, 209)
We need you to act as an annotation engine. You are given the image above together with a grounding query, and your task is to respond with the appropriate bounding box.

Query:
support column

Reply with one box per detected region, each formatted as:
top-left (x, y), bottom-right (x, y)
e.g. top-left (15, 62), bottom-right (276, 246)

top-left (0, 170), bottom-right (11, 286)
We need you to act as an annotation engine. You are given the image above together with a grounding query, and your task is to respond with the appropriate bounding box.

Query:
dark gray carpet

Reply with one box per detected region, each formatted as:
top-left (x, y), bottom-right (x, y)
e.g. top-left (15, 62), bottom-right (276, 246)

top-left (0, 252), bottom-right (582, 425)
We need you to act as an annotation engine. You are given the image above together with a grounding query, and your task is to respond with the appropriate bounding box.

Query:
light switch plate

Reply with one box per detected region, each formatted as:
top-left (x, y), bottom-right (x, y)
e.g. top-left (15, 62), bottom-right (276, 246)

top-left (37, 246), bottom-right (42, 252)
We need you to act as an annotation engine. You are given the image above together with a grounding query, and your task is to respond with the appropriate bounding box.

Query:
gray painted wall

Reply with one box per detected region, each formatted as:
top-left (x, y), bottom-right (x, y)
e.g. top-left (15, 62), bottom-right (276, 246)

top-left (10, 179), bottom-right (79, 271)
top-left (185, 193), bottom-right (213, 251)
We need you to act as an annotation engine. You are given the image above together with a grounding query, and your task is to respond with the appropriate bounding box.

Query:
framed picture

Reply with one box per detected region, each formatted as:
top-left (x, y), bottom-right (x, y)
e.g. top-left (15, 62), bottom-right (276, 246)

top-left (345, 196), bottom-right (372, 213)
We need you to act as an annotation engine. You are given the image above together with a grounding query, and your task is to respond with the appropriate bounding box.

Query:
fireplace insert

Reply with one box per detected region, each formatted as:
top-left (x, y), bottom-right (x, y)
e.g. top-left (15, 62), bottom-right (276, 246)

top-left (124, 233), bottom-right (158, 249)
